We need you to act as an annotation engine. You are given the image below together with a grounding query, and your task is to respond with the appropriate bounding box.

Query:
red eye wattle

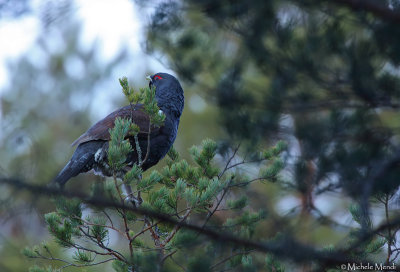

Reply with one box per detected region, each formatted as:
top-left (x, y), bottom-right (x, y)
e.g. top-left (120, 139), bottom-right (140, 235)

top-left (153, 75), bottom-right (163, 80)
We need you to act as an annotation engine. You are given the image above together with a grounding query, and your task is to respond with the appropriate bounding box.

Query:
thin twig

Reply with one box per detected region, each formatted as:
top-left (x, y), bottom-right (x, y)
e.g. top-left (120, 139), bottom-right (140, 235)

top-left (30, 254), bottom-right (116, 269)
top-left (131, 220), bottom-right (161, 240)
top-left (160, 249), bottom-right (178, 266)
top-left (384, 193), bottom-right (394, 264)
top-left (171, 255), bottom-right (187, 272)
top-left (162, 209), bottom-right (192, 247)
top-left (47, 223), bottom-right (124, 261)
top-left (210, 250), bottom-right (255, 270)
top-left (140, 122), bottom-right (152, 167)
top-left (113, 176), bottom-right (134, 259)
top-left (74, 216), bottom-right (126, 237)
top-left (59, 258), bottom-right (116, 269)
top-left (218, 144), bottom-right (241, 179)
top-left (228, 177), bottom-right (267, 188)
top-left (202, 176), bottom-right (234, 228)
top-left (134, 134), bottom-right (143, 166)
top-left (225, 158), bottom-right (267, 172)
top-left (78, 226), bottom-right (127, 261)
top-left (145, 216), bottom-right (162, 247)
top-left (102, 210), bottom-right (114, 228)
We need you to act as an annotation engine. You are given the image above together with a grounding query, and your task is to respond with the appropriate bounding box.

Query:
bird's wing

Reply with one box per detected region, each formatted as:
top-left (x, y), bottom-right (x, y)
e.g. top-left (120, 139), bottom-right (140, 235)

top-left (71, 104), bottom-right (160, 147)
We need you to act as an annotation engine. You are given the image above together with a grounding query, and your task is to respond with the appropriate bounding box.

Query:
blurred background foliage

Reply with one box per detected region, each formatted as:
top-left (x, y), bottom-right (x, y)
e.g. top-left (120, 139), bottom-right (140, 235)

top-left (1, 0), bottom-right (400, 271)
top-left (145, 0), bottom-right (400, 195)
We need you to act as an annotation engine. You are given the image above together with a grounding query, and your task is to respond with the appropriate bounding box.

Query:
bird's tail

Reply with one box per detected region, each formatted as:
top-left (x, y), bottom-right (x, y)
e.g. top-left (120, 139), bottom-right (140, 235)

top-left (51, 153), bottom-right (93, 188)
top-left (51, 141), bottom-right (106, 188)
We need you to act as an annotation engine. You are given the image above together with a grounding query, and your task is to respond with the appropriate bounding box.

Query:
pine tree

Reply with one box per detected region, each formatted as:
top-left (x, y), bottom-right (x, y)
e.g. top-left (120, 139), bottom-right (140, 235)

top-left (22, 78), bottom-right (286, 271)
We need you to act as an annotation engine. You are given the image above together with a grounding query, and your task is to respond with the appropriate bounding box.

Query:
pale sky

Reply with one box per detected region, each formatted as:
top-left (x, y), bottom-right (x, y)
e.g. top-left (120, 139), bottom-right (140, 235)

top-left (77, 0), bottom-right (141, 60)
top-left (0, 0), bottom-right (169, 90)
top-left (0, 0), bottom-right (176, 120)
top-left (0, 15), bottom-right (38, 88)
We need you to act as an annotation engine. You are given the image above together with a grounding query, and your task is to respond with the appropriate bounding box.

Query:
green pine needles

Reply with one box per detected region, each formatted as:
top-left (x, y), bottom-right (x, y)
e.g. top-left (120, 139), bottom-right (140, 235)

top-left (23, 77), bottom-right (288, 272)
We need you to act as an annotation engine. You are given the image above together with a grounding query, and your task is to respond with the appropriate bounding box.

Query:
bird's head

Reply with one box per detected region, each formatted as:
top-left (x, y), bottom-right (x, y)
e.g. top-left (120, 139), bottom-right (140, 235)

top-left (147, 72), bottom-right (184, 118)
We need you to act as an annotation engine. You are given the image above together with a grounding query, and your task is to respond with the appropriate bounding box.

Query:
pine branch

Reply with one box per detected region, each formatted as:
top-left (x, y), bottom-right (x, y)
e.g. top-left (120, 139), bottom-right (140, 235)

top-left (1, 176), bottom-right (363, 266)
top-left (77, 226), bottom-right (127, 262)
top-left (29, 252), bottom-right (116, 269)
top-left (74, 215), bottom-right (126, 237)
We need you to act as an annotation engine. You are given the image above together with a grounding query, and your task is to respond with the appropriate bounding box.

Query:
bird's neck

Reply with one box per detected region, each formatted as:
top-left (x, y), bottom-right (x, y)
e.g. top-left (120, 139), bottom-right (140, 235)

top-left (156, 93), bottom-right (184, 119)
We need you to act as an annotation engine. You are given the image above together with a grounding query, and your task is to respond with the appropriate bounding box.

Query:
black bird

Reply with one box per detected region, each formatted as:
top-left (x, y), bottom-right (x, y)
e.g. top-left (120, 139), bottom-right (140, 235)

top-left (53, 72), bottom-right (184, 187)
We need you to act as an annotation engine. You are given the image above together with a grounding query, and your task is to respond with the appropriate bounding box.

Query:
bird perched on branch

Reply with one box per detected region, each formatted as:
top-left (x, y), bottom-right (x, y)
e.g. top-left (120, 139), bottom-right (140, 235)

top-left (52, 73), bottom-right (184, 188)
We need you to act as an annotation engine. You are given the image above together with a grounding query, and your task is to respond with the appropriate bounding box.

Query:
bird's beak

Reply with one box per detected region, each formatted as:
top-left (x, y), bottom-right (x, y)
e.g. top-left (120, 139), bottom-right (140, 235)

top-left (146, 75), bottom-right (154, 89)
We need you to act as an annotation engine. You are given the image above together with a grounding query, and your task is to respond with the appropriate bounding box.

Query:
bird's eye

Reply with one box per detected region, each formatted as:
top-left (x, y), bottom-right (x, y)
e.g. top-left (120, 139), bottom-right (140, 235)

top-left (153, 75), bottom-right (163, 80)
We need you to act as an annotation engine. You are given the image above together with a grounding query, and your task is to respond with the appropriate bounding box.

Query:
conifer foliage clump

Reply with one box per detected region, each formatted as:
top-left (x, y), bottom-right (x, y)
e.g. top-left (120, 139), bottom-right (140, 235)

top-left (23, 78), bottom-right (286, 272)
